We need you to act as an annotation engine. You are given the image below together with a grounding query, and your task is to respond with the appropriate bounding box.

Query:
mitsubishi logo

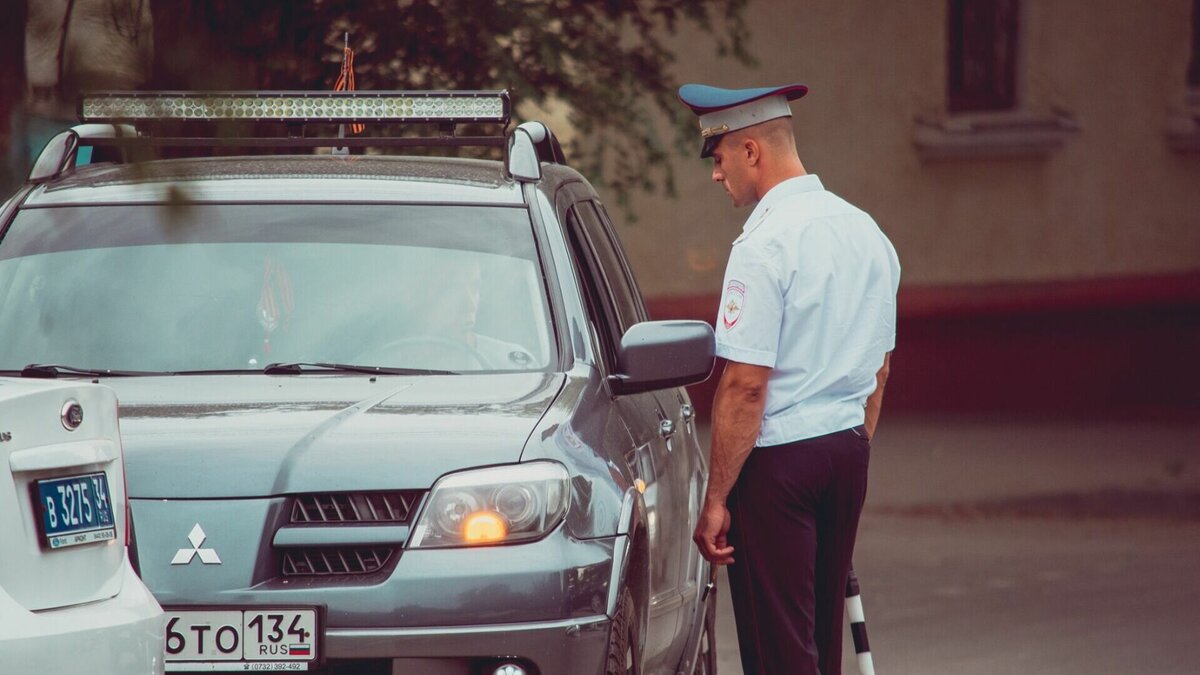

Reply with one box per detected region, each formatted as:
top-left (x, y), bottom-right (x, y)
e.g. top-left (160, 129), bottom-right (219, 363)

top-left (171, 524), bottom-right (222, 565)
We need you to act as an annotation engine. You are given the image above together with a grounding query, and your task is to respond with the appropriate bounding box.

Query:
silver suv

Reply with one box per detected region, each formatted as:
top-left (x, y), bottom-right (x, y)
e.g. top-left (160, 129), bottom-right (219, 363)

top-left (0, 91), bottom-right (718, 675)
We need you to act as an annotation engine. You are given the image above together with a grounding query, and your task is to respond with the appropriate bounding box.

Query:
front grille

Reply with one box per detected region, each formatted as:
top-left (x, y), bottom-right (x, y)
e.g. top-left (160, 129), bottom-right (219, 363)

top-left (281, 547), bottom-right (395, 576)
top-left (291, 491), bottom-right (421, 524)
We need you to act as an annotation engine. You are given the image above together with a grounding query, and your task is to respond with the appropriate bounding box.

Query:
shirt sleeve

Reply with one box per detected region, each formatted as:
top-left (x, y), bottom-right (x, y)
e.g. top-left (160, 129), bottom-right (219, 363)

top-left (884, 233), bottom-right (901, 352)
top-left (714, 242), bottom-right (783, 368)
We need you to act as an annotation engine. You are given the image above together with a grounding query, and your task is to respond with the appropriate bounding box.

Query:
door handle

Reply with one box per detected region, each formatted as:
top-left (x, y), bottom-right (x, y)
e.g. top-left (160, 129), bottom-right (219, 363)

top-left (659, 419), bottom-right (675, 438)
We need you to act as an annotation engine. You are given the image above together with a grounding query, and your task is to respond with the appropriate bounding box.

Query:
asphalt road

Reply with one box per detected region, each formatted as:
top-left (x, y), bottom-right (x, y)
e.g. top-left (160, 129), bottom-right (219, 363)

top-left (702, 413), bottom-right (1200, 674)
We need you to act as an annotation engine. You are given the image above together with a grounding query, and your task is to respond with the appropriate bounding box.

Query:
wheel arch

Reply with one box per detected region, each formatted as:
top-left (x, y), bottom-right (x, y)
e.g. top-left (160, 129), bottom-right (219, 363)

top-left (608, 487), bottom-right (650, 670)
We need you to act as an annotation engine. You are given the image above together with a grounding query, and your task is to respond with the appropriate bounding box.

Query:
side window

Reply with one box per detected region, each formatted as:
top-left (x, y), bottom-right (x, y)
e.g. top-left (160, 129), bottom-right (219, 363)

top-left (574, 200), bottom-right (642, 334)
top-left (592, 202), bottom-right (650, 323)
top-left (947, 0), bottom-right (1019, 112)
top-left (564, 205), bottom-right (622, 367)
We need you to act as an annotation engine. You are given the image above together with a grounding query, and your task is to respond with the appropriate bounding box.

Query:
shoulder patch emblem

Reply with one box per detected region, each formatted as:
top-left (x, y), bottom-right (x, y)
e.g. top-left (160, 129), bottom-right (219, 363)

top-left (722, 280), bottom-right (746, 329)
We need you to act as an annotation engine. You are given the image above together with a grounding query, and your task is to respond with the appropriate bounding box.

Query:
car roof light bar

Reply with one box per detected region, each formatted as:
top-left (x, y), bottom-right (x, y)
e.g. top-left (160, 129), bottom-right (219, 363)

top-left (79, 91), bottom-right (511, 125)
top-left (83, 136), bottom-right (508, 149)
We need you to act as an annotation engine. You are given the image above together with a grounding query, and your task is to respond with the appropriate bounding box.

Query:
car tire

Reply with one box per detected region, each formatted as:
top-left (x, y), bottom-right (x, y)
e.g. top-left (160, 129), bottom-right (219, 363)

top-left (606, 588), bottom-right (638, 675)
top-left (692, 583), bottom-right (718, 675)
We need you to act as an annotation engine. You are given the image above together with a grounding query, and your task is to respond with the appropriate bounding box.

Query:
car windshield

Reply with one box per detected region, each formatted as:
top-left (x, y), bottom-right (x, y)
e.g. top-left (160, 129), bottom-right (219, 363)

top-left (0, 203), bottom-right (554, 373)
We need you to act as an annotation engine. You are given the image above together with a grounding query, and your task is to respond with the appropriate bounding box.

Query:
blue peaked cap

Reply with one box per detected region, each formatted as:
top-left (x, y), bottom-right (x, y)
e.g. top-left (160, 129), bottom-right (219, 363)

top-left (677, 83), bottom-right (809, 114)
top-left (678, 83), bottom-right (808, 157)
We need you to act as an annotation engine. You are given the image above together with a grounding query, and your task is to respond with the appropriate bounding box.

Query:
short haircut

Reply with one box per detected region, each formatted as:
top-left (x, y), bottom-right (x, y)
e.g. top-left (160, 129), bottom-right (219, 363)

top-left (716, 117), bottom-right (796, 158)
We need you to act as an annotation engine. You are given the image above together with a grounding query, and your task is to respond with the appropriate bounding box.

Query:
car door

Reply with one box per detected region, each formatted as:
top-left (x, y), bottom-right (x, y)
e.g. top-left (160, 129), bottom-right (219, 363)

top-left (562, 195), bottom-right (689, 667)
top-left (591, 200), bottom-right (702, 667)
top-left (652, 384), bottom-right (708, 656)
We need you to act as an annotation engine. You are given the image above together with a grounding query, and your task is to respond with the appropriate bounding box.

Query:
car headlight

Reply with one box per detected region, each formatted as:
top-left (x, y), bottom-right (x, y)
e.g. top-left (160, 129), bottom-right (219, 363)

top-left (409, 461), bottom-right (569, 548)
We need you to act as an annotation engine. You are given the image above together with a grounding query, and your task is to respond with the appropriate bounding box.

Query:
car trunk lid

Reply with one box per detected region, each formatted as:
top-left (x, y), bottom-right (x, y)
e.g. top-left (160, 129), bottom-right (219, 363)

top-left (0, 380), bottom-right (128, 611)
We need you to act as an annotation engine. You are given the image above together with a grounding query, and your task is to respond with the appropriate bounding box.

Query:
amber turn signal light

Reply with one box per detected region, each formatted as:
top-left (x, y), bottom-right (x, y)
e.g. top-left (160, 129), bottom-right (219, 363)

top-left (463, 511), bottom-right (508, 543)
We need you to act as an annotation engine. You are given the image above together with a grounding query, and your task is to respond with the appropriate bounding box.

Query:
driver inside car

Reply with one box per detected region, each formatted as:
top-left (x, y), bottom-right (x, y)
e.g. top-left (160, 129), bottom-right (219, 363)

top-left (379, 254), bottom-right (535, 371)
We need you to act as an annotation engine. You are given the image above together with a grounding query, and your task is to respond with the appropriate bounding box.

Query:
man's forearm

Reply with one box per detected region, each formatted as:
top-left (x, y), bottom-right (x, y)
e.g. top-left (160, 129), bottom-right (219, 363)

top-left (706, 365), bottom-right (769, 503)
top-left (864, 351), bottom-right (892, 439)
top-left (864, 388), bottom-right (884, 440)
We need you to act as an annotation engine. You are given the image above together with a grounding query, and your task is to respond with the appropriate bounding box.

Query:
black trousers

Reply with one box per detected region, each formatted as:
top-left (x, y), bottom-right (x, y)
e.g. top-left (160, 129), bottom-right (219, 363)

top-left (726, 426), bottom-right (870, 675)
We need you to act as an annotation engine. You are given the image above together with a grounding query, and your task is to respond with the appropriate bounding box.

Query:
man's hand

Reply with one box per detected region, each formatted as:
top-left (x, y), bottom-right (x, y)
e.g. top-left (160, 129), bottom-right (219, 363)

top-left (693, 499), bottom-right (735, 565)
top-left (694, 360), bottom-right (769, 566)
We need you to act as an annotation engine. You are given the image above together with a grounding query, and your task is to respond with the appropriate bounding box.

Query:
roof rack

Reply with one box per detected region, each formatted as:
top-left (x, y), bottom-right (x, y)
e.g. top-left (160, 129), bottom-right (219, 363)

top-left (27, 90), bottom-right (567, 185)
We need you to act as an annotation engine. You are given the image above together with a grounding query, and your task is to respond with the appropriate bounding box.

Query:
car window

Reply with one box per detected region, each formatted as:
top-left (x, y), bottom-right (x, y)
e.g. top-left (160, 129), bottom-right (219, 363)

top-left (592, 201), bottom-right (650, 323)
top-left (573, 200), bottom-right (642, 334)
top-left (564, 205), bottom-right (621, 368)
top-left (0, 204), bottom-right (554, 373)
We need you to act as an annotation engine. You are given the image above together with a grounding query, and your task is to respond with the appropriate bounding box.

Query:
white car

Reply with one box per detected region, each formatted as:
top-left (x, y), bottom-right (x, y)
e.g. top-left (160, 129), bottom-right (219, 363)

top-left (0, 378), bottom-right (163, 674)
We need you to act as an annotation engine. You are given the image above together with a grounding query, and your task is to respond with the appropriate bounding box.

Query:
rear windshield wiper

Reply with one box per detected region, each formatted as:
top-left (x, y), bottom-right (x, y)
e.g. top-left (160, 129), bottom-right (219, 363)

top-left (18, 364), bottom-right (164, 378)
top-left (262, 362), bottom-right (457, 376)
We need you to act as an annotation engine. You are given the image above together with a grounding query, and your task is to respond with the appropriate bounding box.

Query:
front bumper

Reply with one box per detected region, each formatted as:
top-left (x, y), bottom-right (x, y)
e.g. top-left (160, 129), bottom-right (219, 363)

top-left (315, 535), bottom-right (615, 674)
top-left (328, 615), bottom-right (610, 674)
top-left (136, 496), bottom-right (620, 672)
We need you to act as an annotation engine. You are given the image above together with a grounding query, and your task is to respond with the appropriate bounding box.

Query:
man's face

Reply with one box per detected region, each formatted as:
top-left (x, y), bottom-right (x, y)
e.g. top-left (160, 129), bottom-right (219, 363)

top-left (427, 258), bottom-right (481, 342)
top-left (710, 136), bottom-right (756, 208)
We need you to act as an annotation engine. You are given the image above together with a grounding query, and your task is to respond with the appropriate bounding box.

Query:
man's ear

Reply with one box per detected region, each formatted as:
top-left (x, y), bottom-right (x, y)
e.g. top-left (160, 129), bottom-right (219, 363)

top-left (744, 137), bottom-right (761, 167)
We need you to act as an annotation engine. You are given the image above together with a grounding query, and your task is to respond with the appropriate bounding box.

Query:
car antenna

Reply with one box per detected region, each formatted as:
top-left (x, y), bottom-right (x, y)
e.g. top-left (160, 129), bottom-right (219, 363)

top-left (332, 32), bottom-right (362, 157)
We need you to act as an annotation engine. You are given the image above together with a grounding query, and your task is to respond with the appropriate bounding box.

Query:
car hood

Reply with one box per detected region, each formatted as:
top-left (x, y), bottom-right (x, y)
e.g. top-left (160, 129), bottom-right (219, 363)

top-left (108, 373), bottom-right (564, 498)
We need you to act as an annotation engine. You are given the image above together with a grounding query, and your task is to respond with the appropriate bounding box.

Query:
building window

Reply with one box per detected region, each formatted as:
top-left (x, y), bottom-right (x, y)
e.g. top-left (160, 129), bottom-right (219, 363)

top-left (1189, 0), bottom-right (1200, 87)
top-left (947, 0), bottom-right (1019, 112)
top-left (1168, 0), bottom-right (1200, 151)
top-left (915, 0), bottom-right (1076, 159)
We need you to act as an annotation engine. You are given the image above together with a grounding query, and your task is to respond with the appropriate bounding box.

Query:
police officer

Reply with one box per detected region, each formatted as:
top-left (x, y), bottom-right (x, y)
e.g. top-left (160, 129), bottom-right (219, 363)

top-left (680, 83), bottom-right (900, 675)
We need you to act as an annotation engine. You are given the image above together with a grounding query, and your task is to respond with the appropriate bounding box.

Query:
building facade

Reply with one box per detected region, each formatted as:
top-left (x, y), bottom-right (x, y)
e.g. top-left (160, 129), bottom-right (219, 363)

top-left (623, 0), bottom-right (1200, 415)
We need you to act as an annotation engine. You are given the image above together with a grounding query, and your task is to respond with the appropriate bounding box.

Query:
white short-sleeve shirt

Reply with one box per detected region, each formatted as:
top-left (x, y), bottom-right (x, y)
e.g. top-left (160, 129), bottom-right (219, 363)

top-left (715, 175), bottom-right (900, 446)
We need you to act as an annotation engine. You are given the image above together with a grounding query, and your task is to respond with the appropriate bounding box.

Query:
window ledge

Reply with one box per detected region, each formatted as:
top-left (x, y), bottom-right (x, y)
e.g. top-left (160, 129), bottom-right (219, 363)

top-left (914, 110), bottom-right (1079, 161)
top-left (1165, 89), bottom-right (1200, 153)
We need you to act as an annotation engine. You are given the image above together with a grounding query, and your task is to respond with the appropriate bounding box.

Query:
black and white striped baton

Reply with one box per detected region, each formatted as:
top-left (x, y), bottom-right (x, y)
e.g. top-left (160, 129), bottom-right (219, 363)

top-left (846, 567), bottom-right (876, 675)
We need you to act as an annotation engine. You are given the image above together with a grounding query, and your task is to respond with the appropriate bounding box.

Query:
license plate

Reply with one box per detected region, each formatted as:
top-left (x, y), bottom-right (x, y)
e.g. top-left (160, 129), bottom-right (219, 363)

top-left (165, 608), bottom-right (319, 672)
top-left (35, 472), bottom-right (117, 549)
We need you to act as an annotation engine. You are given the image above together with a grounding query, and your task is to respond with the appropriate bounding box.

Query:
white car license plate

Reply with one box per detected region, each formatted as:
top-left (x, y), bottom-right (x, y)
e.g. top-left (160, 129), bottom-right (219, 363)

top-left (164, 608), bottom-right (318, 672)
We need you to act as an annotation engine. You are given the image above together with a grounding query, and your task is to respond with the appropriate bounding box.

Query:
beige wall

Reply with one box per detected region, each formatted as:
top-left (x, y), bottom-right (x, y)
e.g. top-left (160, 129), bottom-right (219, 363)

top-left (612, 0), bottom-right (1200, 296)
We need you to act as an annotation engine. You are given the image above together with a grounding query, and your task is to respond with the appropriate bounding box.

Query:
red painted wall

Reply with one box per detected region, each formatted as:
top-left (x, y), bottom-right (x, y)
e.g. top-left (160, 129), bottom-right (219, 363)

top-left (647, 274), bottom-right (1200, 419)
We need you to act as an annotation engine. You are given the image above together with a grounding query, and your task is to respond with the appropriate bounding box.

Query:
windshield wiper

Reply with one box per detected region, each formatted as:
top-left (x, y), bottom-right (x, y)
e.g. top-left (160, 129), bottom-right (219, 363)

top-left (169, 369), bottom-right (262, 375)
top-left (18, 364), bottom-right (164, 379)
top-left (262, 362), bottom-right (457, 376)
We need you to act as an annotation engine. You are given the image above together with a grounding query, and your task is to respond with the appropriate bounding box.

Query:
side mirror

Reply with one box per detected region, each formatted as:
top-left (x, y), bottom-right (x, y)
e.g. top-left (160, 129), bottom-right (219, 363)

top-left (610, 320), bottom-right (715, 395)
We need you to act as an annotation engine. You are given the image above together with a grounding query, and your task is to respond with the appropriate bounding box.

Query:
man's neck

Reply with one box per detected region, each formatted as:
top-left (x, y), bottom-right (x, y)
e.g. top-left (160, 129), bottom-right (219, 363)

top-left (754, 161), bottom-right (808, 201)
